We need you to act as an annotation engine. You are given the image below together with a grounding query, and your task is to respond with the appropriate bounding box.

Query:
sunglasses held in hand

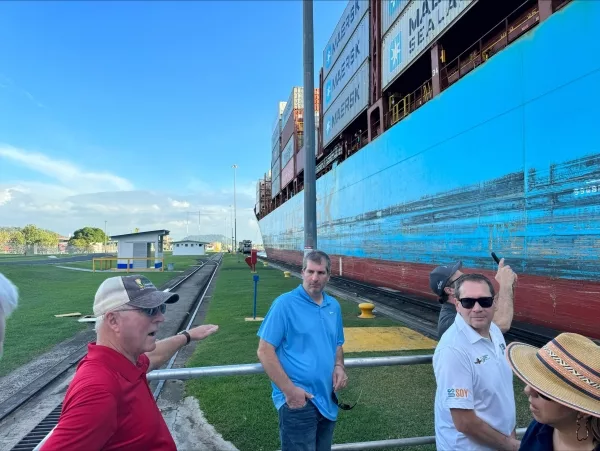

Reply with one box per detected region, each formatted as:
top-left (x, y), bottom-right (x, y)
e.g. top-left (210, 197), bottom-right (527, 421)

top-left (332, 388), bottom-right (363, 411)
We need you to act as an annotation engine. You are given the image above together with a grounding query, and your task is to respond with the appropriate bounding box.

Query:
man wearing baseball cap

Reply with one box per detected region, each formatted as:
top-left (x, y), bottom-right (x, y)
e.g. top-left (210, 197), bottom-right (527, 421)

top-left (430, 258), bottom-right (516, 339)
top-left (0, 272), bottom-right (19, 360)
top-left (40, 275), bottom-right (218, 451)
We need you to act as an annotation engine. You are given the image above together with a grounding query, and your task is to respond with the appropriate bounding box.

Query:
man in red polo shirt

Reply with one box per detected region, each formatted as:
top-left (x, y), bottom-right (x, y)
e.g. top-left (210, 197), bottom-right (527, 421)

top-left (39, 274), bottom-right (219, 451)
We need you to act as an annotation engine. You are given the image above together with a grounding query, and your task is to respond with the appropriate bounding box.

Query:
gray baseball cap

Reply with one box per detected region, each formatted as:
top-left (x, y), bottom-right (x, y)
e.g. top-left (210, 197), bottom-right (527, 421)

top-left (93, 275), bottom-right (179, 317)
top-left (429, 261), bottom-right (462, 300)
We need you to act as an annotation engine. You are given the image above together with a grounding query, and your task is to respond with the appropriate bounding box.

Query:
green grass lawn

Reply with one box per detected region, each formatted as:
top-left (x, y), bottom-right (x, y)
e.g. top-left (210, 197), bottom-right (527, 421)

top-left (0, 254), bottom-right (78, 261)
top-left (184, 255), bottom-right (532, 451)
top-left (0, 255), bottom-right (200, 376)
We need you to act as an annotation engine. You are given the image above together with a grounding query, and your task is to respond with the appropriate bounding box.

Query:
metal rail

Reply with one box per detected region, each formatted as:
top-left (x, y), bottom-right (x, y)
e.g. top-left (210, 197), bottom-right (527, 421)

top-left (147, 355), bottom-right (433, 381)
top-left (152, 254), bottom-right (222, 399)
top-left (13, 255), bottom-right (222, 451)
top-left (147, 354), bottom-right (529, 451)
top-left (327, 428), bottom-right (528, 450)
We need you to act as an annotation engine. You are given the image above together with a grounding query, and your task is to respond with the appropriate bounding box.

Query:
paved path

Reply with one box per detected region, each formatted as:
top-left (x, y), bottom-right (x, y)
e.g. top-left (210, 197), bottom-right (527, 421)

top-left (0, 253), bottom-right (112, 266)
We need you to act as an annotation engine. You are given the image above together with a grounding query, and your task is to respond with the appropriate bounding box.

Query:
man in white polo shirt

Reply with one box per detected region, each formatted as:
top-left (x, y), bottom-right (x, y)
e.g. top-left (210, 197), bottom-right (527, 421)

top-left (433, 273), bottom-right (520, 451)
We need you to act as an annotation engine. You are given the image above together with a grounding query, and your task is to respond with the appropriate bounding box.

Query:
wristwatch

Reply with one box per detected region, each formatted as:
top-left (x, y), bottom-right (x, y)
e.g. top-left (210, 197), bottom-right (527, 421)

top-left (178, 330), bottom-right (191, 345)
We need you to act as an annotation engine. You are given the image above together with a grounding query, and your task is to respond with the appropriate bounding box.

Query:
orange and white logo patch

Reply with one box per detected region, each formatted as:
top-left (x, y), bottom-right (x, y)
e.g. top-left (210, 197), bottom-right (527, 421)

top-left (447, 388), bottom-right (469, 399)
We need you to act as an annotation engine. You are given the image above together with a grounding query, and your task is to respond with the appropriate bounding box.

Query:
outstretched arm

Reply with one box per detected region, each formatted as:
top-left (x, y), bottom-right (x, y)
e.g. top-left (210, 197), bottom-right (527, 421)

top-left (493, 258), bottom-right (516, 333)
top-left (146, 324), bottom-right (218, 372)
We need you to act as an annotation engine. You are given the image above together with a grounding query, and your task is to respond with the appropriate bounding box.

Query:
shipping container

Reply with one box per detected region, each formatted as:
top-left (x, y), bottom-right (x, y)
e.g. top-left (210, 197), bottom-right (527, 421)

top-left (281, 158), bottom-right (295, 189)
top-left (381, 0), bottom-right (410, 37)
top-left (323, 60), bottom-right (369, 147)
top-left (323, 0), bottom-right (370, 78)
top-left (271, 171), bottom-right (280, 199)
top-left (282, 87), bottom-right (304, 126)
top-left (272, 140), bottom-right (280, 166)
top-left (272, 120), bottom-right (281, 150)
top-left (323, 13), bottom-right (370, 112)
top-left (281, 133), bottom-right (295, 167)
top-left (271, 156), bottom-right (281, 182)
top-left (256, 179), bottom-right (271, 203)
top-left (281, 109), bottom-right (304, 146)
top-left (382, 0), bottom-right (476, 90)
top-left (313, 89), bottom-right (321, 112)
top-left (295, 144), bottom-right (305, 176)
top-left (272, 101), bottom-right (287, 132)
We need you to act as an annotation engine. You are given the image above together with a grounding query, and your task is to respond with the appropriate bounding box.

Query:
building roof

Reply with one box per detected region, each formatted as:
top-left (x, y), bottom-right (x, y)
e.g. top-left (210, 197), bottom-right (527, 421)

top-left (172, 240), bottom-right (210, 244)
top-left (110, 229), bottom-right (170, 239)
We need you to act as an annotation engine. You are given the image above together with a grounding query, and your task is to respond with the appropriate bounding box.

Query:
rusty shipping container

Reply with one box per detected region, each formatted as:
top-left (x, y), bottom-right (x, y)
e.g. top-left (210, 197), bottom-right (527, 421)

top-left (281, 109), bottom-right (303, 148)
top-left (281, 87), bottom-right (304, 127)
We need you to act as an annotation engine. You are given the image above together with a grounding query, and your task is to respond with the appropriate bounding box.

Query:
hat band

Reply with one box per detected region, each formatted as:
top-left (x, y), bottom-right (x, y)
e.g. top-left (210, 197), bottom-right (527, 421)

top-left (537, 340), bottom-right (600, 402)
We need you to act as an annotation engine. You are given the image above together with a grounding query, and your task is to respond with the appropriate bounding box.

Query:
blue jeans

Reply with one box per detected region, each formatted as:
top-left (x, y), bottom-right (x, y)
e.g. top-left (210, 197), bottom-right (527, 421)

top-left (278, 401), bottom-right (336, 451)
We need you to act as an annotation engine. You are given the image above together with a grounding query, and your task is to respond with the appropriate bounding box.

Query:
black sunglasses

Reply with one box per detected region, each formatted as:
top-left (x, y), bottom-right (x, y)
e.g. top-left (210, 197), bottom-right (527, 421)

top-left (458, 297), bottom-right (494, 309)
top-left (332, 389), bottom-right (363, 411)
top-left (135, 304), bottom-right (167, 317)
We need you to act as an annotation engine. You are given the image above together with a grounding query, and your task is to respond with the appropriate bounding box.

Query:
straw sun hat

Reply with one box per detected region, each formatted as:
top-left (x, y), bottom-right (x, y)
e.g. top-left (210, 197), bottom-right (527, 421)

top-left (506, 333), bottom-right (600, 417)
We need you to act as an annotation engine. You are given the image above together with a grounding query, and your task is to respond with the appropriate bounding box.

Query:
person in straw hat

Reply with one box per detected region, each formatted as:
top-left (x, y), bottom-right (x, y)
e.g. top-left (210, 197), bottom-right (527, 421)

top-left (506, 333), bottom-right (600, 450)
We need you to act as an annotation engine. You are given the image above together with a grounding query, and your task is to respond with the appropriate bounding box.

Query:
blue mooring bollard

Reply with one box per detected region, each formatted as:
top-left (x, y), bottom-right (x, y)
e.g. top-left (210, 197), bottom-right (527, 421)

top-left (253, 274), bottom-right (259, 319)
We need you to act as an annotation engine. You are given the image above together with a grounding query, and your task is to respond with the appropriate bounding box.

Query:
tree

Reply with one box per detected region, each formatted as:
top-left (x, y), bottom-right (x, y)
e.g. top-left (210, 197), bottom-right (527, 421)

top-left (69, 237), bottom-right (90, 250)
top-left (69, 227), bottom-right (107, 247)
top-left (21, 224), bottom-right (44, 245)
top-left (8, 230), bottom-right (25, 245)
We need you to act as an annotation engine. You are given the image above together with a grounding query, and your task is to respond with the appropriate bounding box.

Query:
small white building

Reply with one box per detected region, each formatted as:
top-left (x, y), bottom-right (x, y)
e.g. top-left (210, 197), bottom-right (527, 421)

top-left (172, 240), bottom-right (208, 256)
top-left (110, 229), bottom-right (169, 270)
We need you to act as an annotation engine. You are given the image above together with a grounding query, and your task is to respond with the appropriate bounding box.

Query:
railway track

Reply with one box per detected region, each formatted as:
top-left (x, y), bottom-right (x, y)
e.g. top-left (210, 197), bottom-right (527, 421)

top-left (2, 253), bottom-right (222, 451)
top-left (263, 257), bottom-right (560, 348)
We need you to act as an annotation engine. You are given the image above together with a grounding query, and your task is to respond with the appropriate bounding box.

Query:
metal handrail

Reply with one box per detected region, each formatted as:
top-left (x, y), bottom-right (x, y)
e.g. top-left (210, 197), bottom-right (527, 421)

top-left (146, 356), bottom-right (532, 450)
top-left (327, 428), bottom-right (528, 450)
top-left (146, 355), bottom-right (433, 381)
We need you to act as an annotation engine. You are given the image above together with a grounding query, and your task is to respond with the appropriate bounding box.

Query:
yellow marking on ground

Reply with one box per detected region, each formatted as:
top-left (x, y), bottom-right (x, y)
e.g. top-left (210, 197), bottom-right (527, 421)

top-left (343, 327), bottom-right (438, 353)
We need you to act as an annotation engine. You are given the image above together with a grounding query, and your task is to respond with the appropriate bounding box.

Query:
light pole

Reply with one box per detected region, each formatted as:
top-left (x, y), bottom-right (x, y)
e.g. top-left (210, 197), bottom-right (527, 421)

top-left (303, 0), bottom-right (317, 255)
top-left (104, 220), bottom-right (107, 253)
top-left (230, 204), bottom-right (234, 253)
top-left (232, 164), bottom-right (238, 260)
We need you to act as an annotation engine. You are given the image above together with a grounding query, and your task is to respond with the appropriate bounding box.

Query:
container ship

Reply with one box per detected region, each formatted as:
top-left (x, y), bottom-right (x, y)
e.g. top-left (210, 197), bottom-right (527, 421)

top-left (254, 0), bottom-right (600, 339)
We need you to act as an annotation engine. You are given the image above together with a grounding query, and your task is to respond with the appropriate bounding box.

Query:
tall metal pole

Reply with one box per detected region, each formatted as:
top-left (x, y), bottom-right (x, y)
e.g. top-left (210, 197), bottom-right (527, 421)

top-left (104, 220), bottom-right (107, 253)
top-left (232, 164), bottom-right (238, 259)
top-left (230, 204), bottom-right (234, 253)
top-left (303, 0), bottom-right (317, 255)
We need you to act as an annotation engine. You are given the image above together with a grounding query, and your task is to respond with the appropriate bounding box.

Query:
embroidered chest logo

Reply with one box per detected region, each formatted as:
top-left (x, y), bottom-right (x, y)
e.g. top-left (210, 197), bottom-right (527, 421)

top-left (474, 355), bottom-right (490, 365)
top-left (499, 343), bottom-right (506, 353)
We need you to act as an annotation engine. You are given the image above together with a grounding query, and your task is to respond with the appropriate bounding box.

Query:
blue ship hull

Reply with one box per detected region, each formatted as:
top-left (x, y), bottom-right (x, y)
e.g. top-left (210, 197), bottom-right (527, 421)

top-left (258, 1), bottom-right (600, 337)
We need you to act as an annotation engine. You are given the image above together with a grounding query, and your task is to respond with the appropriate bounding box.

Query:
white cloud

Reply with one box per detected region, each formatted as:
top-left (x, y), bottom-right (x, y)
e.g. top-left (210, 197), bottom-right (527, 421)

top-left (169, 198), bottom-right (190, 209)
top-left (0, 145), bottom-right (133, 192)
top-left (0, 145), bottom-right (264, 243)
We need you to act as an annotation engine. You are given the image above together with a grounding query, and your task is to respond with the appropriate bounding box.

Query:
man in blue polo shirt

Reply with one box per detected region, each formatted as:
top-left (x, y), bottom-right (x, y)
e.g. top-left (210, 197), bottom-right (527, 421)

top-left (257, 250), bottom-right (347, 451)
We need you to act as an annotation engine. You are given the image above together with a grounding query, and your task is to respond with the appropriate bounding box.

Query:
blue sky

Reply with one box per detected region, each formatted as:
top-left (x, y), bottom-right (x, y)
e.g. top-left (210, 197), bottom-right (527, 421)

top-left (0, 0), bottom-right (346, 244)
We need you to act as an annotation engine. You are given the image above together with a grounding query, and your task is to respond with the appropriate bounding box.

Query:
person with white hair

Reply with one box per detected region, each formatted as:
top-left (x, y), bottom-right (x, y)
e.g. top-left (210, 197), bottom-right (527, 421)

top-left (0, 272), bottom-right (19, 360)
top-left (40, 274), bottom-right (219, 450)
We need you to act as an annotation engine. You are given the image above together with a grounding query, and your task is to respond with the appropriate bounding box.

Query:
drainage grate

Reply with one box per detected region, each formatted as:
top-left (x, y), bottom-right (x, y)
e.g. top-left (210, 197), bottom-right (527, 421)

top-left (11, 403), bottom-right (62, 451)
